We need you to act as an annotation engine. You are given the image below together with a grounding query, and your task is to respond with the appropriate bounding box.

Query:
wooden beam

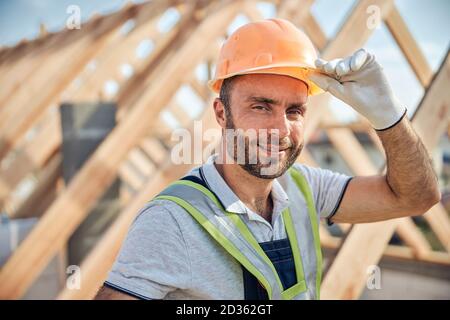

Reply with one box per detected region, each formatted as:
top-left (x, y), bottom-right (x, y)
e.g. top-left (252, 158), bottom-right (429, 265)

top-left (0, 4), bottom-right (140, 161)
top-left (423, 204), bottom-right (450, 252)
top-left (277, 0), bottom-right (314, 21)
top-left (11, 154), bottom-right (62, 219)
top-left (0, 33), bottom-right (65, 117)
top-left (1, 3), bottom-right (186, 204)
top-left (0, 31), bottom-right (59, 82)
top-left (0, 1), bottom-right (185, 205)
top-left (395, 217), bottom-right (432, 258)
top-left (0, 34), bottom-right (65, 108)
top-left (384, 5), bottom-right (433, 87)
top-left (127, 148), bottom-right (155, 177)
top-left (0, 0), bottom-right (243, 299)
top-left (140, 137), bottom-right (168, 166)
top-left (0, 111), bottom-right (61, 205)
top-left (278, 0), bottom-right (327, 51)
top-left (322, 236), bottom-right (450, 266)
top-left (118, 161), bottom-right (146, 192)
top-left (319, 119), bottom-right (372, 132)
top-left (116, 5), bottom-right (200, 112)
top-left (322, 0), bottom-right (394, 59)
top-left (298, 13), bottom-right (327, 52)
top-left (412, 50), bottom-right (450, 150)
top-left (64, 2), bottom-right (184, 103)
top-left (325, 125), bottom-right (376, 176)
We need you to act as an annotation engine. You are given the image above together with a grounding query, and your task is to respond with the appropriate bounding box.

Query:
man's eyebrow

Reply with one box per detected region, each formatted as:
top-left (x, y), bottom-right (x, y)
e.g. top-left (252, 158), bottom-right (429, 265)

top-left (247, 96), bottom-right (280, 105)
top-left (247, 96), bottom-right (307, 108)
top-left (288, 102), bottom-right (307, 110)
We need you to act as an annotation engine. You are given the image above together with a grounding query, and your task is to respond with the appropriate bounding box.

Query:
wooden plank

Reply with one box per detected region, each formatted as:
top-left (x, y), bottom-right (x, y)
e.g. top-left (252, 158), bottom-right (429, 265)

top-left (0, 5), bottom-right (139, 161)
top-left (0, 34), bottom-right (65, 108)
top-left (326, 125), bottom-right (376, 176)
top-left (0, 16), bottom-right (104, 121)
top-left (0, 2), bottom-right (184, 204)
top-left (382, 245), bottom-right (450, 265)
top-left (65, 2), bottom-right (184, 103)
top-left (0, 1), bottom-right (242, 299)
top-left (11, 154), bottom-right (62, 219)
top-left (423, 204), bottom-right (450, 252)
top-left (278, 0), bottom-right (327, 52)
top-left (167, 102), bottom-right (193, 128)
top-left (385, 5), bottom-right (433, 87)
top-left (412, 51), bottom-right (450, 149)
top-left (116, 4), bottom-right (200, 112)
top-left (0, 28), bottom-right (71, 86)
top-left (127, 148), bottom-right (155, 177)
top-left (118, 162), bottom-right (145, 191)
top-left (298, 12), bottom-right (327, 52)
top-left (321, 52), bottom-right (450, 299)
top-left (319, 119), bottom-right (372, 132)
top-left (0, 33), bottom-right (66, 119)
top-left (140, 137), bottom-right (168, 166)
top-left (0, 111), bottom-right (61, 204)
top-left (395, 217), bottom-right (432, 258)
top-left (241, 0), bottom-right (263, 22)
top-left (322, 236), bottom-right (450, 266)
top-left (189, 77), bottom-right (211, 102)
top-left (277, 0), bottom-right (314, 21)
top-left (322, 0), bottom-right (394, 59)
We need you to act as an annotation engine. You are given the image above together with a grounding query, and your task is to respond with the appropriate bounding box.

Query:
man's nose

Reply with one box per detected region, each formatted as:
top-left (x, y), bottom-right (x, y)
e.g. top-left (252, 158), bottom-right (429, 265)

top-left (269, 114), bottom-right (290, 140)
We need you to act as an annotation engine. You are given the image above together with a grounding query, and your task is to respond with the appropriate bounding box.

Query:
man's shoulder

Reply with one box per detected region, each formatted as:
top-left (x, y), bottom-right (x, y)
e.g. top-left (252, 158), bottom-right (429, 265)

top-left (288, 163), bottom-right (348, 190)
top-left (136, 198), bottom-right (185, 220)
top-left (291, 162), bottom-right (339, 179)
top-left (290, 162), bottom-right (323, 180)
top-left (133, 195), bottom-right (204, 233)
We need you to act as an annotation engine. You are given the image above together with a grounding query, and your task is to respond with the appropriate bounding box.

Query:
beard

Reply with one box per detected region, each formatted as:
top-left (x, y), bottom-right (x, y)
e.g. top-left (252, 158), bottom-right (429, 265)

top-left (224, 111), bottom-right (303, 179)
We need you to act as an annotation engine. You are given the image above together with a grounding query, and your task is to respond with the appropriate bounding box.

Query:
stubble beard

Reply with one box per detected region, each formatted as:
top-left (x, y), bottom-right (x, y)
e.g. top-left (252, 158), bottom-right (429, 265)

top-left (224, 111), bottom-right (303, 179)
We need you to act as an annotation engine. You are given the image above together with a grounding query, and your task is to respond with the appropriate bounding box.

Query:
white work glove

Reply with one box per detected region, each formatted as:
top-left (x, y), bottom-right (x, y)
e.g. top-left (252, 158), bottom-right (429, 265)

top-left (309, 48), bottom-right (406, 130)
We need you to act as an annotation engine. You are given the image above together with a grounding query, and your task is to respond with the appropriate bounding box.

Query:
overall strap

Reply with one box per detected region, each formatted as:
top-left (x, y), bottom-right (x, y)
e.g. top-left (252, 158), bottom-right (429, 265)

top-left (288, 168), bottom-right (323, 299)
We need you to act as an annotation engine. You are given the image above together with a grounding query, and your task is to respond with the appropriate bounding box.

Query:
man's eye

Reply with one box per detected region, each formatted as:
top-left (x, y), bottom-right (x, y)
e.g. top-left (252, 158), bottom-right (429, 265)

top-left (287, 109), bottom-right (304, 115)
top-left (253, 105), bottom-right (268, 110)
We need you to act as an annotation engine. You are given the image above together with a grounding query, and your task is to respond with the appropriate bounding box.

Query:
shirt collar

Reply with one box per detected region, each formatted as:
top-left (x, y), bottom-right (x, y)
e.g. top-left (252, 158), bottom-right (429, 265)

top-left (201, 154), bottom-right (290, 217)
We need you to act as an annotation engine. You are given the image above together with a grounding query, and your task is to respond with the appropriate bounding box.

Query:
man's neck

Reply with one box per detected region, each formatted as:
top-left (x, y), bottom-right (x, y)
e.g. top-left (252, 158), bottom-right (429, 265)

top-left (214, 161), bottom-right (274, 222)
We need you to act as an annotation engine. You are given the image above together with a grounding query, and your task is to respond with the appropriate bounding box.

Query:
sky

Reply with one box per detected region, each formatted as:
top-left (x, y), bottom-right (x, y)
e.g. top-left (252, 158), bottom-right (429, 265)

top-left (0, 0), bottom-right (449, 124)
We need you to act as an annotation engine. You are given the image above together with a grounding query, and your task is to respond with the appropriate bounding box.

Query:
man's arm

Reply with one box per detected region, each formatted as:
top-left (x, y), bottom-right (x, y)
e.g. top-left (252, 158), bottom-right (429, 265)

top-left (331, 116), bottom-right (440, 223)
top-left (94, 285), bottom-right (138, 300)
top-left (309, 49), bottom-right (441, 223)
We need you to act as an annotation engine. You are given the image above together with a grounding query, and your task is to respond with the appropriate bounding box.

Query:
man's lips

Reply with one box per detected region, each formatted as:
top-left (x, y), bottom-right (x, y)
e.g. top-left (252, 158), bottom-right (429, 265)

top-left (257, 144), bottom-right (290, 152)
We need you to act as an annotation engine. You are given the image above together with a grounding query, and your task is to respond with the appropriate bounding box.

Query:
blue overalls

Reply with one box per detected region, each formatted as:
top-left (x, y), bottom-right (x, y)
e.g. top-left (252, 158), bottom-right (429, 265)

top-left (243, 238), bottom-right (296, 299)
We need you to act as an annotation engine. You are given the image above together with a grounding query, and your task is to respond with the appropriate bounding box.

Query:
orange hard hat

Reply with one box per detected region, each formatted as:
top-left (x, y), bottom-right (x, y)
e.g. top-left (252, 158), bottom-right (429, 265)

top-left (208, 18), bottom-right (323, 96)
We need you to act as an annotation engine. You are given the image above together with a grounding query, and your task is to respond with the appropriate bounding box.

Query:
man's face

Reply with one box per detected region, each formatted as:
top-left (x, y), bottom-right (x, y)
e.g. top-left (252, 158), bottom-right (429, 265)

top-left (218, 74), bottom-right (308, 179)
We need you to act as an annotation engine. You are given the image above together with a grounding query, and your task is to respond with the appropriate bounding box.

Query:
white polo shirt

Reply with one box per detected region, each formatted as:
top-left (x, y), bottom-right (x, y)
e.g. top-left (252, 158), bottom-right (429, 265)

top-left (106, 154), bottom-right (351, 299)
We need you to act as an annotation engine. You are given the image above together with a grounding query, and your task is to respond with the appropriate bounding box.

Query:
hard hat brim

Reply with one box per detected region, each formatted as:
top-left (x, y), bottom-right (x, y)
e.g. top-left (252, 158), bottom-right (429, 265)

top-left (208, 65), bottom-right (324, 96)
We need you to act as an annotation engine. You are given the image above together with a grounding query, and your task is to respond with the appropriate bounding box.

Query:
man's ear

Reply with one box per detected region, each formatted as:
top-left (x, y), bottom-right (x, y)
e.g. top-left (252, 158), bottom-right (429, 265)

top-left (213, 97), bottom-right (227, 128)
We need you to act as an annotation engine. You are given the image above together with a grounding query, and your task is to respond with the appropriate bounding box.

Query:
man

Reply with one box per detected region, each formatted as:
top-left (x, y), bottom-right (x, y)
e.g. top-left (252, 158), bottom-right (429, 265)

top-left (95, 18), bottom-right (440, 300)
